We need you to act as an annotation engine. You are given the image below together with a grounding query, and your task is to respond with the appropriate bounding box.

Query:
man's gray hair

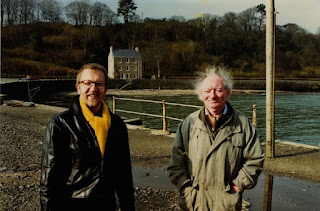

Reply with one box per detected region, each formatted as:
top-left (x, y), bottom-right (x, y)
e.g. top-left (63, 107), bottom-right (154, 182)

top-left (195, 66), bottom-right (233, 98)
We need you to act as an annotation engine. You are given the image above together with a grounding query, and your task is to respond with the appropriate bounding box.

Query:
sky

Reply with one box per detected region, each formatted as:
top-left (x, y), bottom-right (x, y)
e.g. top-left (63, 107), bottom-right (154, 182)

top-left (66, 0), bottom-right (320, 33)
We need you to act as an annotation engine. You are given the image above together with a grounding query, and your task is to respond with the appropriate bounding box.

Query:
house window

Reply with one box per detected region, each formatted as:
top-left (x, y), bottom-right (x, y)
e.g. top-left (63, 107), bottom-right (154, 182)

top-left (133, 66), bottom-right (137, 71)
top-left (126, 66), bottom-right (130, 71)
top-left (119, 58), bottom-right (122, 63)
top-left (126, 58), bottom-right (130, 63)
top-left (133, 58), bottom-right (137, 63)
top-left (126, 73), bottom-right (130, 79)
top-left (134, 73), bottom-right (137, 79)
top-left (120, 73), bottom-right (125, 79)
top-left (118, 66), bottom-right (122, 71)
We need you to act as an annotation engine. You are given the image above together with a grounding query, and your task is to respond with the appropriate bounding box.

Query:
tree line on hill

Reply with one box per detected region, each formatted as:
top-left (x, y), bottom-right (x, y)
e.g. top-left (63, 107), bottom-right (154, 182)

top-left (1, 0), bottom-right (320, 79)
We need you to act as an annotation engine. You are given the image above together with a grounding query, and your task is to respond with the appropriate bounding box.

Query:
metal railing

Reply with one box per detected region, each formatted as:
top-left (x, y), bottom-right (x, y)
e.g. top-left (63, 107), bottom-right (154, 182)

top-left (112, 96), bottom-right (257, 132)
top-left (112, 96), bottom-right (202, 132)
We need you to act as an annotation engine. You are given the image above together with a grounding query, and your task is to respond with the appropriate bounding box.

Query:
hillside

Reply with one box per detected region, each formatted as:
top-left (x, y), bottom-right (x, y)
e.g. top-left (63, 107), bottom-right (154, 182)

top-left (1, 20), bottom-right (320, 79)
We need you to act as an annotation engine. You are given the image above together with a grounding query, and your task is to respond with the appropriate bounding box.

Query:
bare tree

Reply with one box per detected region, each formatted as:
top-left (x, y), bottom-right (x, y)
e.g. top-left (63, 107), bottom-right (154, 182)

top-left (65, 0), bottom-right (91, 26)
top-left (2, 0), bottom-right (20, 26)
top-left (188, 13), bottom-right (216, 33)
top-left (105, 9), bottom-right (119, 25)
top-left (153, 42), bottom-right (166, 79)
top-left (237, 7), bottom-right (258, 31)
top-left (222, 12), bottom-right (238, 31)
top-left (39, 0), bottom-right (63, 23)
top-left (90, 2), bottom-right (104, 25)
top-left (18, 0), bottom-right (37, 24)
top-left (90, 2), bottom-right (118, 26)
top-left (149, 25), bottom-right (166, 78)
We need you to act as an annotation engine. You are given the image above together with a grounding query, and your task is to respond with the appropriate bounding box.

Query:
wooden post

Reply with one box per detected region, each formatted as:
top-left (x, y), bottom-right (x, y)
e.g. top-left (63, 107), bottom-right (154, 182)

top-left (252, 104), bottom-right (257, 127)
top-left (263, 173), bottom-right (274, 211)
top-left (266, 0), bottom-right (275, 158)
top-left (27, 81), bottom-right (31, 102)
top-left (112, 96), bottom-right (116, 113)
top-left (162, 100), bottom-right (168, 132)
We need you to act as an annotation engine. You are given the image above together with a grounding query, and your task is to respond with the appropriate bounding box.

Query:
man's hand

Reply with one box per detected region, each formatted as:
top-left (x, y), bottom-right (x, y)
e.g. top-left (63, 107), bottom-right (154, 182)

top-left (232, 183), bottom-right (240, 192)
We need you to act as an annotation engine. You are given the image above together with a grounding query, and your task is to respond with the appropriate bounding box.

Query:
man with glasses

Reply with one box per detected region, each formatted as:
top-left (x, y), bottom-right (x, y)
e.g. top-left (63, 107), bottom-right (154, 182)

top-left (40, 63), bottom-right (134, 210)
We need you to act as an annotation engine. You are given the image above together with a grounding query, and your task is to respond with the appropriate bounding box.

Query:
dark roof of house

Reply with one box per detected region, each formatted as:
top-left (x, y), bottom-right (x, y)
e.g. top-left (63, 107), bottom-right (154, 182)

top-left (113, 49), bottom-right (141, 58)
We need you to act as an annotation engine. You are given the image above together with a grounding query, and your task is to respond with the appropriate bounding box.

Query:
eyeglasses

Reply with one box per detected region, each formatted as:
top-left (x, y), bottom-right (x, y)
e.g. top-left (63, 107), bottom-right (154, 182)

top-left (79, 80), bottom-right (105, 89)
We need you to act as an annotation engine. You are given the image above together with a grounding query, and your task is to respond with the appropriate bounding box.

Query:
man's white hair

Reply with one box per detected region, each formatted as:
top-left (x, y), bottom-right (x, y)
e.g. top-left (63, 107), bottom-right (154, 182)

top-left (195, 66), bottom-right (233, 100)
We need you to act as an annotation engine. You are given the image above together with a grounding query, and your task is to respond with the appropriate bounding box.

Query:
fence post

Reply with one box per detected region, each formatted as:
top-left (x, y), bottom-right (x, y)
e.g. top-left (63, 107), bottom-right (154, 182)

top-left (162, 100), bottom-right (168, 132)
top-left (253, 104), bottom-right (257, 127)
top-left (113, 96), bottom-right (116, 113)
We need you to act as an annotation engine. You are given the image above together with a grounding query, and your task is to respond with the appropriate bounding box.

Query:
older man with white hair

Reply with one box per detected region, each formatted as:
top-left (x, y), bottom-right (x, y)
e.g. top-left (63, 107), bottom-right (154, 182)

top-left (168, 67), bottom-right (265, 211)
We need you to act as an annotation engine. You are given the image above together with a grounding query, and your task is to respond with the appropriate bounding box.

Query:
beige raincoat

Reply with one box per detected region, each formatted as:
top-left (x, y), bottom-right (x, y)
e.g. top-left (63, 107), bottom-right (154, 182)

top-left (168, 104), bottom-right (264, 210)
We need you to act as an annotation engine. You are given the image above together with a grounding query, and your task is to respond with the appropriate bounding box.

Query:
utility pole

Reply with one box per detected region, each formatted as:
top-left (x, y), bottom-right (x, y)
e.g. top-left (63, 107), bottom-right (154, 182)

top-left (266, 0), bottom-right (275, 158)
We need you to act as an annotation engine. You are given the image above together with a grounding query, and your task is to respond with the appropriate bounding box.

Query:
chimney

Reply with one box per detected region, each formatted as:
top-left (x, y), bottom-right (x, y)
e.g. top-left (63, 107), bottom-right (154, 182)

top-left (135, 47), bottom-right (139, 52)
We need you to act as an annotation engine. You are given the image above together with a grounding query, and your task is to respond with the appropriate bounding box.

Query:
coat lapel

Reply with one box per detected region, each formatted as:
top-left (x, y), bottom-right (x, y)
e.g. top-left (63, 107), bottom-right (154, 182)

top-left (206, 125), bottom-right (242, 159)
top-left (194, 117), bottom-right (207, 131)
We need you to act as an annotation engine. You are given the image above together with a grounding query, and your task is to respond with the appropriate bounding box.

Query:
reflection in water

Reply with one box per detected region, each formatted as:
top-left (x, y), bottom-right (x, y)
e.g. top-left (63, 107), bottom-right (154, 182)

top-left (263, 173), bottom-right (274, 211)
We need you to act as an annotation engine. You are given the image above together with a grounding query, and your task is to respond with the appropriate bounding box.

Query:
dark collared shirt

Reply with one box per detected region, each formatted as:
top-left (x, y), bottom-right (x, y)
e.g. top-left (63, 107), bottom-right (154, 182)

top-left (199, 101), bottom-right (234, 141)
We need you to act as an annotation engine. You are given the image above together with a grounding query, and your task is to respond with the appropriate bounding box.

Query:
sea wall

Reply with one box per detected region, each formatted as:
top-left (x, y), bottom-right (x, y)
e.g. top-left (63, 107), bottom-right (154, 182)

top-left (1, 79), bottom-right (320, 101)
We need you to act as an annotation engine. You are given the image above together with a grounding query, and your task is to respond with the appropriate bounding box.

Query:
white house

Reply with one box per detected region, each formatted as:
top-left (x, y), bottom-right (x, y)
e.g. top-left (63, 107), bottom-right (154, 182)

top-left (108, 46), bottom-right (142, 79)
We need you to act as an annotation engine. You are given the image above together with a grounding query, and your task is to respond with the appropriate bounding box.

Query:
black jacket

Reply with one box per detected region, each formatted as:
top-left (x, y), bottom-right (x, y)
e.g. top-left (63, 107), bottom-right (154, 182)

top-left (40, 97), bottom-right (134, 210)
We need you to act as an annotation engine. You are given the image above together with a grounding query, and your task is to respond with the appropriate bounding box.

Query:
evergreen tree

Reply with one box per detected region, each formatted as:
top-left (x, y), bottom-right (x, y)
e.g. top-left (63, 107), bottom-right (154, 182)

top-left (117, 0), bottom-right (137, 23)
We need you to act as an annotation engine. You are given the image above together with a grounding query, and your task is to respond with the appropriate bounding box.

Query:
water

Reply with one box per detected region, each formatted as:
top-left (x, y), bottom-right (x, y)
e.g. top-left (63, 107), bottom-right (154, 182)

top-left (38, 92), bottom-right (320, 147)
top-left (109, 93), bottom-right (320, 147)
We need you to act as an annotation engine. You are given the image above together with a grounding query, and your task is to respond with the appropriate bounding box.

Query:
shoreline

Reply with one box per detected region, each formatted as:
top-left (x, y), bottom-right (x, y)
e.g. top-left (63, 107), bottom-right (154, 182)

top-left (61, 89), bottom-right (269, 97)
top-left (2, 79), bottom-right (319, 102)
top-left (106, 89), bottom-right (267, 96)
top-left (62, 88), bottom-right (319, 98)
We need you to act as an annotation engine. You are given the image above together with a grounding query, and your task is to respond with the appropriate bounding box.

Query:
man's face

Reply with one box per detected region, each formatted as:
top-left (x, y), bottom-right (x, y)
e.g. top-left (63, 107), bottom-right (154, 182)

top-left (76, 68), bottom-right (107, 113)
top-left (199, 74), bottom-right (231, 115)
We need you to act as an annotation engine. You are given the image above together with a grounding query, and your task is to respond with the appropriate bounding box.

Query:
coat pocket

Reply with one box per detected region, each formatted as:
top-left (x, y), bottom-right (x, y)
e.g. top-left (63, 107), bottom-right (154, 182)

top-left (227, 134), bottom-right (245, 162)
top-left (179, 186), bottom-right (197, 211)
top-left (220, 189), bottom-right (242, 210)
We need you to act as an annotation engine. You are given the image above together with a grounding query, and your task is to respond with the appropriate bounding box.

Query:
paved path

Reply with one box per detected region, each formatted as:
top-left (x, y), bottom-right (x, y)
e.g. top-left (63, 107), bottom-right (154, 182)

top-left (133, 167), bottom-right (320, 210)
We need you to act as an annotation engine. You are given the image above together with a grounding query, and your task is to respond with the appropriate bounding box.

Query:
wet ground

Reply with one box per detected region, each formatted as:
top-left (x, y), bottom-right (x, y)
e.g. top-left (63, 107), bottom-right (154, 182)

top-left (132, 167), bottom-right (320, 210)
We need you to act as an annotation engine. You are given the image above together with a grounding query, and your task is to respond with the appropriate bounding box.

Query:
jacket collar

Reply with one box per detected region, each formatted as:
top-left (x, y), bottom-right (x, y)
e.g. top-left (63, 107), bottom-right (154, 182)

top-left (70, 95), bottom-right (83, 116)
top-left (196, 101), bottom-right (234, 131)
top-left (194, 102), bottom-right (242, 153)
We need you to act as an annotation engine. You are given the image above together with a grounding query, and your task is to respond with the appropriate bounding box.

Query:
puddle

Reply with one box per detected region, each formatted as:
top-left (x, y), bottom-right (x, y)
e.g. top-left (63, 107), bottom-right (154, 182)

top-left (133, 167), bottom-right (320, 210)
top-left (132, 167), bottom-right (175, 190)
